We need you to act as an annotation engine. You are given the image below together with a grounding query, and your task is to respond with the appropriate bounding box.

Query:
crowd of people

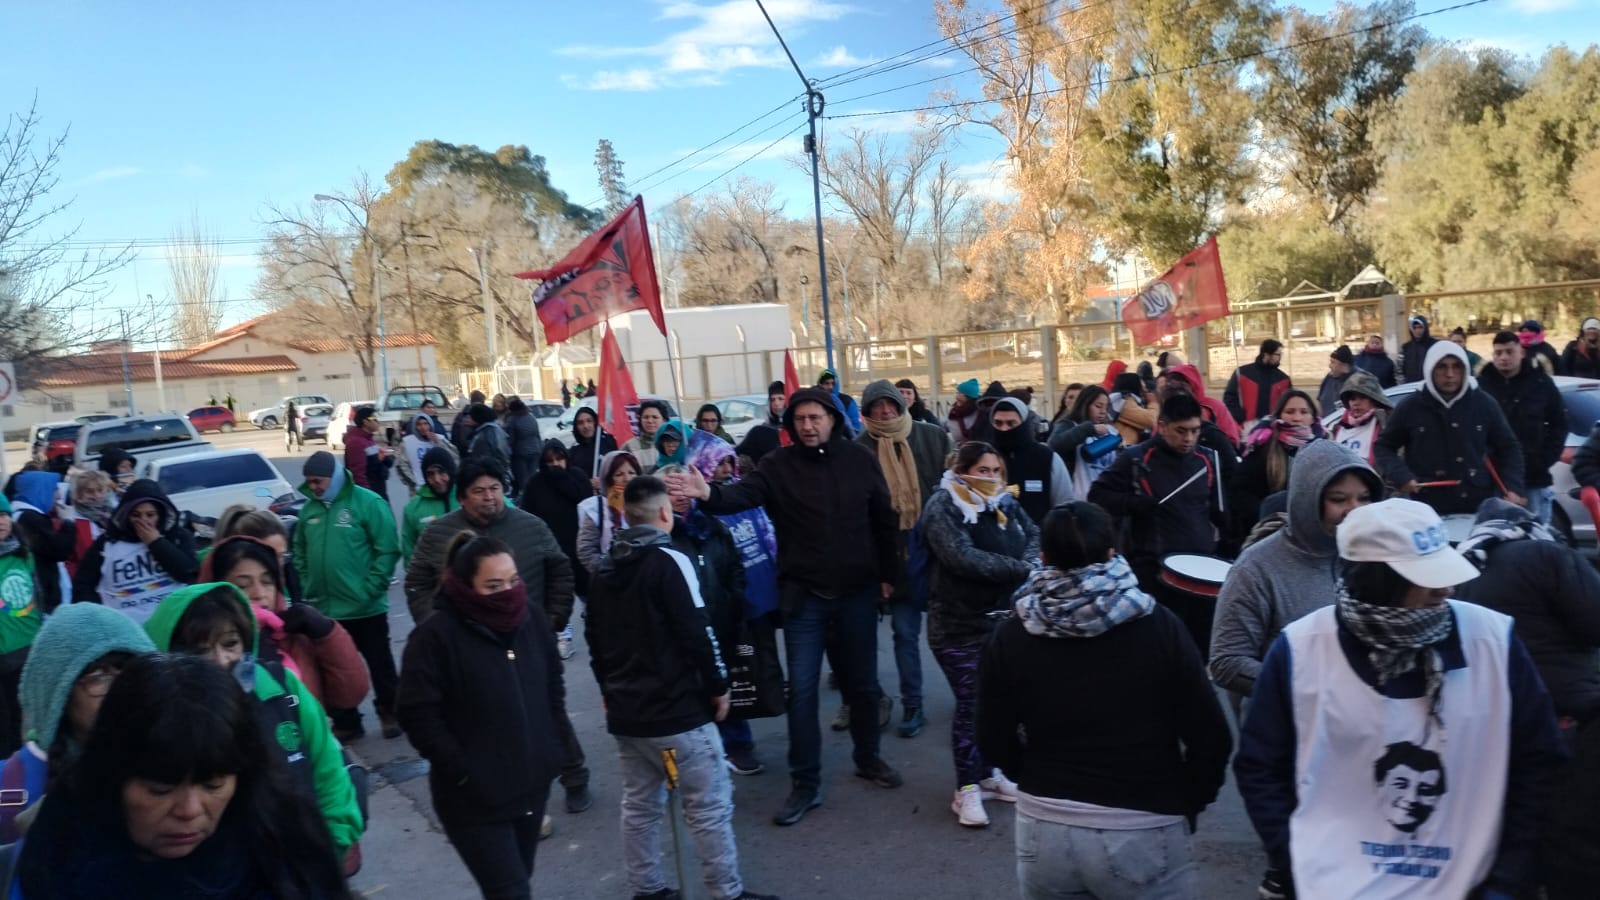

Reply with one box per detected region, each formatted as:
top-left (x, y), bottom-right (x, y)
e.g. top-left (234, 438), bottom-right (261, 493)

top-left (0, 316), bottom-right (1596, 898)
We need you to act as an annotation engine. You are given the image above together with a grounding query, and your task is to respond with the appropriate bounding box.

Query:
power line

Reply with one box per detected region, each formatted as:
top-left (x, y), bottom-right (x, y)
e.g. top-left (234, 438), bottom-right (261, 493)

top-left (676, 121), bottom-right (808, 201)
top-left (634, 111), bottom-right (807, 200)
top-left (826, 0), bottom-right (1491, 120)
top-left (813, 0), bottom-right (1057, 88)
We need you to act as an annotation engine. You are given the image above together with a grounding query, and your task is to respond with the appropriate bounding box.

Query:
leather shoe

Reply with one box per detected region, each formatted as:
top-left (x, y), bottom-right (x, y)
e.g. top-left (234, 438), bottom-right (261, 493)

top-left (772, 787), bottom-right (821, 826)
top-left (565, 785), bottom-right (593, 814)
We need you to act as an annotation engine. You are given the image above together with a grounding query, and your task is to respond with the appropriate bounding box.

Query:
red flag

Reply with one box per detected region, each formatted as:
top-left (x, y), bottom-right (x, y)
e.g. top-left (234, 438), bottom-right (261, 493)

top-left (597, 326), bottom-right (639, 445)
top-left (516, 196), bottom-right (667, 344)
top-left (1120, 237), bottom-right (1230, 346)
top-left (779, 349), bottom-right (800, 447)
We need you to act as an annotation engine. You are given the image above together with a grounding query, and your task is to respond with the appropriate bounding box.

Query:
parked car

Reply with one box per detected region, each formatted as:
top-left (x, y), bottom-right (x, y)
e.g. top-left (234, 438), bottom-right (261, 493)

top-left (144, 448), bottom-right (300, 522)
top-left (710, 394), bottom-right (768, 442)
top-left (375, 385), bottom-right (455, 447)
top-left (328, 399), bottom-right (375, 452)
top-left (76, 414), bottom-right (212, 470)
top-left (553, 395), bottom-right (680, 447)
top-left (298, 403), bottom-right (334, 442)
top-left (529, 401), bottom-right (565, 437)
top-left (1322, 375), bottom-right (1600, 553)
top-left (186, 405), bottom-right (237, 434)
top-left (28, 421), bottom-right (81, 464)
top-left (248, 394), bottom-right (332, 429)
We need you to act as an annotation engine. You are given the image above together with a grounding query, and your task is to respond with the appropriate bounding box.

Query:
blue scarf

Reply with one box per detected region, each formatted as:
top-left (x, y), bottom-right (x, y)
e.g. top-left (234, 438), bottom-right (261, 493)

top-left (1013, 555), bottom-right (1154, 638)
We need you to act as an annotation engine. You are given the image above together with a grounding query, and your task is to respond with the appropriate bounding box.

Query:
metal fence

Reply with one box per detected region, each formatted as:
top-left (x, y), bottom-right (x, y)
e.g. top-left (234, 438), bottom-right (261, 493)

top-left (458, 280), bottom-right (1600, 418)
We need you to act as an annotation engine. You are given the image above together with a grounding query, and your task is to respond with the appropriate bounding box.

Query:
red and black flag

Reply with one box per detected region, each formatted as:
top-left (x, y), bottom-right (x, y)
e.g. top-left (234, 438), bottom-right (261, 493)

top-left (516, 196), bottom-right (667, 344)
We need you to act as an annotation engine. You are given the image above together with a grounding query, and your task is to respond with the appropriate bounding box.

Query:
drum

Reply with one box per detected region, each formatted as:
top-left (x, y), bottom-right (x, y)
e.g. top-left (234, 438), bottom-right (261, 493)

top-left (1158, 553), bottom-right (1234, 600)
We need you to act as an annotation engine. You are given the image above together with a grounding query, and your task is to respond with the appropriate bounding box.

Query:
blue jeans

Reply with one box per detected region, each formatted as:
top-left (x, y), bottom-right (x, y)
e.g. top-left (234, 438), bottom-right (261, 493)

top-left (784, 589), bottom-right (882, 790)
top-left (890, 597), bottom-right (923, 709)
top-left (616, 723), bottom-right (744, 900)
top-left (1016, 811), bottom-right (1198, 900)
top-left (717, 719), bottom-right (753, 754)
top-left (1527, 485), bottom-right (1555, 526)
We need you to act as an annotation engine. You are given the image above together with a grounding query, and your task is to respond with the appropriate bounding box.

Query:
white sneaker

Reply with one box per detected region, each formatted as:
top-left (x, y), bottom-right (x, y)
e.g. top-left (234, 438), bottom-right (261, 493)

top-left (952, 784), bottom-right (989, 828)
top-left (979, 768), bottom-right (1019, 803)
top-left (557, 635), bottom-right (575, 660)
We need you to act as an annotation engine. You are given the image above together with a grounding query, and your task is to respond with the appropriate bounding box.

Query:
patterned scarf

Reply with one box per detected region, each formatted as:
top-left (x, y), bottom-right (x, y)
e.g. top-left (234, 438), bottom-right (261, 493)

top-left (1455, 513), bottom-right (1557, 567)
top-left (1340, 406), bottom-right (1377, 428)
top-left (866, 411), bottom-right (922, 530)
top-left (1012, 555), bottom-right (1154, 638)
top-left (1336, 588), bottom-right (1453, 730)
top-left (0, 537), bottom-right (19, 557)
top-left (940, 470), bottom-right (1007, 528)
top-left (1248, 419), bottom-right (1316, 450)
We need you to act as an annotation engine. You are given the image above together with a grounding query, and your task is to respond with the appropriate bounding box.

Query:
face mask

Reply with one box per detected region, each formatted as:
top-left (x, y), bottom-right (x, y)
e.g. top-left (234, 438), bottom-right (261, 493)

top-left (1518, 331), bottom-right (1540, 347)
top-left (992, 426), bottom-right (1021, 450)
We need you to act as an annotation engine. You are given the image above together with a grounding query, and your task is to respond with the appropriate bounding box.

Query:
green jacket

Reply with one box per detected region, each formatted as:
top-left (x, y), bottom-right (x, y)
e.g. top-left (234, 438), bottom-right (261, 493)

top-left (292, 470), bottom-right (400, 620)
top-left (402, 484), bottom-right (459, 564)
top-left (0, 552), bottom-right (41, 656)
top-left (144, 582), bottom-right (363, 853)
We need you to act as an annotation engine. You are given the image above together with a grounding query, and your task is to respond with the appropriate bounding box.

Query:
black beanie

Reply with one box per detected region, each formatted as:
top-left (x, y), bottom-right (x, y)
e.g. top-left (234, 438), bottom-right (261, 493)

top-left (421, 446), bottom-right (456, 479)
top-left (1260, 339), bottom-right (1283, 356)
top-left (768, 380), bottom-right (785, 397)
top-left (303, 451), bottom-right (337, 478)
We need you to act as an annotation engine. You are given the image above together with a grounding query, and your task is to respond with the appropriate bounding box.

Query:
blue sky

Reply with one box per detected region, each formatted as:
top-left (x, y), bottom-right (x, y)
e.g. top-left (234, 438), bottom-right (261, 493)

top-left (3, 0), bottom-right (1596, 339)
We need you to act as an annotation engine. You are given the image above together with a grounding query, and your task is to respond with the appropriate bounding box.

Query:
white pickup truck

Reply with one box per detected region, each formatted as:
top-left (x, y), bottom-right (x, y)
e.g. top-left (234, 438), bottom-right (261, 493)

top-left (74, 414), bottom-right (214, 470)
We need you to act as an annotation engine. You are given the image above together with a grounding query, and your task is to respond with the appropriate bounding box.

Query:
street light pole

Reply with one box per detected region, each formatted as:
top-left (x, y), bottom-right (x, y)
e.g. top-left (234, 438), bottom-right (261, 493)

top-left (314, 193), bottom-right (387, 393)
top-left (757, 0), bottom-right (834, 371)
top-left (827, 238), bottom-right (852, 342)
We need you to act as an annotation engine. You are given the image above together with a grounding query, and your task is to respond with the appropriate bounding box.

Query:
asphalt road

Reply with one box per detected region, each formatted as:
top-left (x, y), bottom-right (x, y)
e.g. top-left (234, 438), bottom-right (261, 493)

top-left (30, 427), bottom-right (1270, 900)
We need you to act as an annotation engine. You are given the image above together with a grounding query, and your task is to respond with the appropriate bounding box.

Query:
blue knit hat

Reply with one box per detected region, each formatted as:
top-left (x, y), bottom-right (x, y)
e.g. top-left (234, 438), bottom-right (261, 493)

top-left (957, 378), bottom-right (981, 399)
top-left (20, 604), bottom-right (156, 749)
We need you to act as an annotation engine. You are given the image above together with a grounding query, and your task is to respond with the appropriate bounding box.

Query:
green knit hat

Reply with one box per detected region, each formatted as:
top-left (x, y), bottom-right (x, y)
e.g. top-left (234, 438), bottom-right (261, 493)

top-left (20, 604), bottom-right (156, 750)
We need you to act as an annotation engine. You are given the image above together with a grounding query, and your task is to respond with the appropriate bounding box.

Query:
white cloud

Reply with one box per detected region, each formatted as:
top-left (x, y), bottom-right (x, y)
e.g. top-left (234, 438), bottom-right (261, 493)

top-left (587, 69), bottom-right (664, 91)
top-left (1507, 0), bottom-right (1577, 11)
top-left (815, 45), bottom-right (870, 68)
top-left (1458, 34), bottom-right (1545, 57)
top-left (88, 166), bottom-right (141, 182)
top-left (561, 0), bottom-right (854, 90)
top-left (953, 159), bottom-right (1014, 202)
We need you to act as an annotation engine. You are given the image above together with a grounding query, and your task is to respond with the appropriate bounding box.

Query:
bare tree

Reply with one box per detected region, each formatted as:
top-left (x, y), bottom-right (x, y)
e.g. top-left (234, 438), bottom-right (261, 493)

top-left (926, 158), bottom-right (970, 287)
top-left (257, 178), bottom-right (385, 391)
top-left (0, 96), bottom-right (134, 377)
top-left (167, 211), bottom-right (224, 346)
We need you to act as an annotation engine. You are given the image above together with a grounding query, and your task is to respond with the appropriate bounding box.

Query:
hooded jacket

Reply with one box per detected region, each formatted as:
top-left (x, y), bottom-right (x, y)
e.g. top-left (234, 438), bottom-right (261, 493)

top-left (19, 603), bottom-right (153, 753)
top-left (144, 582), bottom-right (363, 854)
top-left (1476, 356), bottom-right (1565, 490)
top-left (585, 525), bottom-right (729, 738)
top-left (701, 387), bottom-right (899, 607)
top-left (1399, 318), bottom-right (1440, 384)
top-left (1209, 442), bottom-right (1382, 696)
top-left (519, 439), bottom-right (593, 593)
top-left (567, 408), bottom-right (619, 479)
top-left (1167, 364), bottom-right (1240, 446)
top-left (399, 416), bottom-right (456, 492)
top-left (991, 397), bottom-right (1073, 525)
top-left (855, 379), bottom-right (952, 503)
top-left (292, 468), bottom-right (401, 621)
top-left (70, 479), bottom-right (199, 621)
top-left (1223, 355), bottom-right (1293, 425)
top-left (405, 502), bottom-right (574, 631)
top-left (402, 484), bottom-right (459, 565)
top-left (1454, 499), bottom-right (1600, 718)
top-left (397, 564), bottom-right (566, 826)
top-left (654, 420), bottom-right (691, 469)
top-left (196, 536), bottom-right (370, 711)
top-left (0, 494), bottom-right (41, 657)
top-left (918, 487), bottom-right (1038, 649)
top-left (1562, 333), bottom-right (1600, 380)
top-left (1374, 341), bottom-right (1526, 514)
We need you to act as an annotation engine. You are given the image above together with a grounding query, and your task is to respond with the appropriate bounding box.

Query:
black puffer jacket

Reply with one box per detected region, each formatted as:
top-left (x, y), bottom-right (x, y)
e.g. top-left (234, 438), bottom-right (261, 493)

top-left (1088, 436), bottom-right (1225, 575)
top-left (1476, 359), bottom-right (1565, 490)
top-left (703, 388), bottom-right (898, 607)
top-left (918, 488), bottom-right (1038, 649)
top-left (397, 595), bottom-right (565, 824)
top-left (1453, 499), bottom-right (1600, 719)
top-left (586, 526), bottom-right (729, 738)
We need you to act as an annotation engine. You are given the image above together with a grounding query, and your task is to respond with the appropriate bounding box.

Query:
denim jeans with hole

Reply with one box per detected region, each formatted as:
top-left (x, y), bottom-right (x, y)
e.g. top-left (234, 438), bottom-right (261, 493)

top-left (616, 722), bottom-right (744, 900)
top-left (1015, 810), bottom-right (1199, 900)
top-left (783, 589), bottom-right (883, 790)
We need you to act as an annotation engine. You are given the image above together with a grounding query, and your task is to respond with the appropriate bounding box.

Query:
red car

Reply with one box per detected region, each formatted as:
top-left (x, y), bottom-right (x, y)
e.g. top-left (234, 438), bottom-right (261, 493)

top-left (186, 406), bottom-right (237, 434)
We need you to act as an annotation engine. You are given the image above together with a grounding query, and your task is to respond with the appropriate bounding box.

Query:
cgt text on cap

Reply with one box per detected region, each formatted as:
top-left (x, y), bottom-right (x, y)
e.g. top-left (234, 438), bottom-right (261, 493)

top-left (1336, 498), bottom-right (1481, 590)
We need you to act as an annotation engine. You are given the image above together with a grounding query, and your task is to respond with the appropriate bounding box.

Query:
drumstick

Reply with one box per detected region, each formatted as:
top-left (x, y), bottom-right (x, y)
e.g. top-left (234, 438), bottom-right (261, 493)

top-left (1158, 467), bottom-right (1207, 505)
top-left (1414, 480), bottom-right (1461, 489)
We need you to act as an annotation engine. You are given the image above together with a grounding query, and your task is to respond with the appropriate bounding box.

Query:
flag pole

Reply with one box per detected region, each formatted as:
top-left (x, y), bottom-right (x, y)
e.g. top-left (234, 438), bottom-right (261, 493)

top-left (664, 327), bottom-right (686, 427)
top-left (594, 321), bottom-right (607, 487)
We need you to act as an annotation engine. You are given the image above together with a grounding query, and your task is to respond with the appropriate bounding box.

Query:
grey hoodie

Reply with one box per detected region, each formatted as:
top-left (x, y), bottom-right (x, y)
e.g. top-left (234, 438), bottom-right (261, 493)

top-left (1208, 441), bottom-right (1382, 695)
top-left (856, 379), bottom-right (954, 503)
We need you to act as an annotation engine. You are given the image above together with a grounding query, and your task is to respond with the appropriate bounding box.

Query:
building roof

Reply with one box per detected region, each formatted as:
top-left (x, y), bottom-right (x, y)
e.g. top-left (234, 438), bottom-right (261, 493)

top-left (287, 333), bottom-right (436, 353)
top-left (34, 353), bottom-right (300, 388)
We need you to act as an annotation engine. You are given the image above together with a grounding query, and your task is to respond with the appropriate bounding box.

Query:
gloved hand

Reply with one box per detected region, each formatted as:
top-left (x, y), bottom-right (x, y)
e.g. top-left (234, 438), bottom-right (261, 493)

top-left (280, 603), bottom-right (336, 640)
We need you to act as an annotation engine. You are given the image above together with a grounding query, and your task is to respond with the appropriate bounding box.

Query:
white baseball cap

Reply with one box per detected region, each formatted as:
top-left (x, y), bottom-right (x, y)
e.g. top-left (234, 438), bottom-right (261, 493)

top-left (1336, 499), bottom-right (1481, 589)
